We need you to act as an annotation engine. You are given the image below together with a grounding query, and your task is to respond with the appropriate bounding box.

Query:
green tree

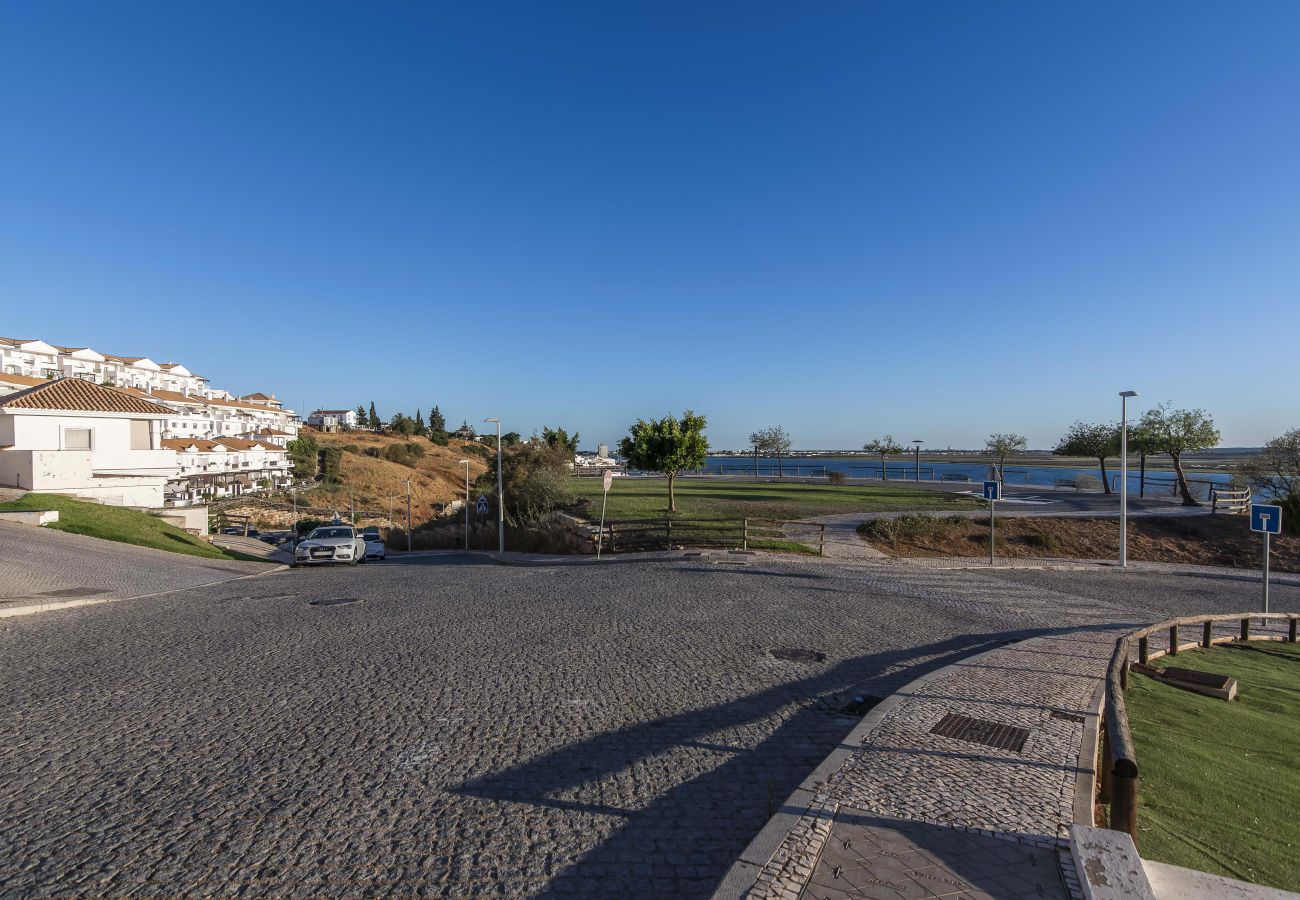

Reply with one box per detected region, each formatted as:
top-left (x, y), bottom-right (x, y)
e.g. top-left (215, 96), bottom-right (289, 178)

top-left (355, 404), bottom-right (366, 427)
top-left (1053, 422), bottom-right (1121, 494)
top-left (473, 440), bottom-right (573, 526)
top-left (389, 413), bottom-right (415, 436)
top-left (428, 405), bottom-right (447, 436)
top-left (749, 426), bottom-right (792, 477)
top-left (286, 434), bottom-right (319, 480)
top-left (618, 410), bottom-right (709, 513)
top-left (368, 402), bottom-right (381, 431)
top-left (862, 435), bottom-right (903, 481)
top-left (1238, 428), bottom-right (1300, 531)
top-left (985, 433), bottom-right (1028, 482)
top-left (541, 426), bottom-right (580, 454)
top-left (502, 431), bottom-right (523, 448)
top-left (1137, 404), bottom-right (1220, 505)
top-left (414, 409), bottom-right (427, 436)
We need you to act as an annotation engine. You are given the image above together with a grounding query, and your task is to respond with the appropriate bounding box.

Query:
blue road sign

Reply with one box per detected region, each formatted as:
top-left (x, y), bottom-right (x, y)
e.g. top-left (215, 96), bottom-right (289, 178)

top-left (982, 480), bottom-right (1001, 501)
top-left (1251, 504), bottom-right (1283, 534)
top-left (476, 495), bottom-right (490, 516)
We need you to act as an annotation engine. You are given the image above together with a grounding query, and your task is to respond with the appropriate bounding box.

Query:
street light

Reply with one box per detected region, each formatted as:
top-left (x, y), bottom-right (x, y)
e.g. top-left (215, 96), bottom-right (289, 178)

top-left (484, 418), bottom-right (504, 554)
top-left (1119, 391), bottom-right (1138, 567)
top-left (912, 440), bottom-right (923, 482)
top-left (459, 459), bottom-right (471, 551)
top-left (402, 478), bottom-right (412, 552)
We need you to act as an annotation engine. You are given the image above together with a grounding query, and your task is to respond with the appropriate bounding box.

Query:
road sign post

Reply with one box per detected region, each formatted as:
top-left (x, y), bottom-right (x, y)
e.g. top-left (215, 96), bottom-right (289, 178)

top-left (597, 469), bottom-right (614, 560)
top-left (983, 480), bottom-right (1001, 564)
top-left (1251, 504), bottom-right (1283, 614)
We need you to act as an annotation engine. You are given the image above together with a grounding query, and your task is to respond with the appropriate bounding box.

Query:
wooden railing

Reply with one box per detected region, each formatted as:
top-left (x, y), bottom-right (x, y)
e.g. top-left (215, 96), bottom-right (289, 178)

top-left (1211, 487), bottom-right (1252, 514)
top-left (593, 518), bottom-right (826, 556)
top-left (1102, 612), bottom-right (1300, 845)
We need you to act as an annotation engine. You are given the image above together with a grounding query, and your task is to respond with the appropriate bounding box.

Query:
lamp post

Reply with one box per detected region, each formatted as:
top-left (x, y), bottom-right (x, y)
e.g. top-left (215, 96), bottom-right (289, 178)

top-left (402, 478), bottom-right (412, 552)
top-left (912, 440), bottom-right (923, 482)
top-left (484, 418), bottom-right (504, 554)
top-left (1119, 391), bottom-right (1138, 567)
top-left (459, 459), bottom-right (471, 551)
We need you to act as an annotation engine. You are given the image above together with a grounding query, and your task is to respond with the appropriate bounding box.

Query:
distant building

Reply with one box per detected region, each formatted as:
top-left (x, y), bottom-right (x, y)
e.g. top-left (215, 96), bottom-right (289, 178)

top-left (307, 409), bottom-right (359, 432)
top-left (0, 378), bottom-right (179, 506)
top-left (162, 437), bottom-right (292, 503)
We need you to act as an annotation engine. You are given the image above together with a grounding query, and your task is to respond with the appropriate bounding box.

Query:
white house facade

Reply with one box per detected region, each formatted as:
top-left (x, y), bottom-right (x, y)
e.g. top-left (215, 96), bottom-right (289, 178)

top-left (307, 409), bottom-right (359, 430)
top-left (0, 379), bottom-right (179, 507)
top-left (162, 437), bottom-right (292, 503)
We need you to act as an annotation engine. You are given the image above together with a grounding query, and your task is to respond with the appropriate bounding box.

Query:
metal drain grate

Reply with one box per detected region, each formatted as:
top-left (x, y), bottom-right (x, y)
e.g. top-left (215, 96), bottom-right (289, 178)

top-left (1049, 710), bottom-right (1086, 724)
top-left (770, 647), bottom-right (827, 664)
top-left (307, 597), bottom-right (365, 607)
top-left (930, 713), bottom-right (1030, 752)
top-left (39, 587), bottom-right (110, 598)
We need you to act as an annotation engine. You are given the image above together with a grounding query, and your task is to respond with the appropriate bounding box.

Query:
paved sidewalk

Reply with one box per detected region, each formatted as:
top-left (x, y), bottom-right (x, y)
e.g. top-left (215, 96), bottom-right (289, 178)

top-left (717, 627), bottom-right (1122, 899)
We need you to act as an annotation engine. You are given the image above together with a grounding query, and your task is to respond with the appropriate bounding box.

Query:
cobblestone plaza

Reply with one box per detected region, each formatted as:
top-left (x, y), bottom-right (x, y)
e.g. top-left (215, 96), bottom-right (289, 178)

top-left (3, 554), bottom-right (1294, 896)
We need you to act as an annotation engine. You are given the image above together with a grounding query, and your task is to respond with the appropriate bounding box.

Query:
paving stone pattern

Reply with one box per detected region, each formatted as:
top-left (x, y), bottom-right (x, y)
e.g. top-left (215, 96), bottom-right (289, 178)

top-left (2, 552), bottom-right (1296, 897)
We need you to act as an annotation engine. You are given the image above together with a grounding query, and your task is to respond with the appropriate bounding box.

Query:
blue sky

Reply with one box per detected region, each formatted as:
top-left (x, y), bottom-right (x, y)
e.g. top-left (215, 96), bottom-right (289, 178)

top-left (2, 2), bottom-right (1297, 450)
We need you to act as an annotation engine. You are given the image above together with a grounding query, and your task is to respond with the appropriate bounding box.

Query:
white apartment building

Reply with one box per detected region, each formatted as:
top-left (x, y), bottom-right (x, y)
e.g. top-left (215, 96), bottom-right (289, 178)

top-left (0, 379), bottom-right (179, 507)
top-left (162, 437), bottom-right (292, 503)
top-left (307, 408), bottom-right (359, 430)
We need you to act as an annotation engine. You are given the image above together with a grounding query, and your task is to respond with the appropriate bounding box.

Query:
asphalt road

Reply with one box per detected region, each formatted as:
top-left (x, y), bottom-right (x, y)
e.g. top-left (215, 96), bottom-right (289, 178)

top-left (2, 553), bottom-right (1295, 897)
top-left (0, 522), bottom-right (273, 611)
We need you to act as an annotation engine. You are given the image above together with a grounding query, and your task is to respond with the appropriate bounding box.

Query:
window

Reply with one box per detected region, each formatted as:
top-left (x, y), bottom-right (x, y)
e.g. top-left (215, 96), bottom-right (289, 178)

top-left (130, 419), bottom-right (151, 450)
top-left (63, 428), bottom-right (93, 450)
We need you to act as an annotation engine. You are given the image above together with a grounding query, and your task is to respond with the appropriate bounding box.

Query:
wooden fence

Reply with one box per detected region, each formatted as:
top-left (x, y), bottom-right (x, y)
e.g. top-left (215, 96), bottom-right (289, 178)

top-left (1210, 487), bottom-right (1252, 515)
top-left (593, 518), bottom-right (826, 555)
top-left (1102, 611), bottom-right (1300, 845)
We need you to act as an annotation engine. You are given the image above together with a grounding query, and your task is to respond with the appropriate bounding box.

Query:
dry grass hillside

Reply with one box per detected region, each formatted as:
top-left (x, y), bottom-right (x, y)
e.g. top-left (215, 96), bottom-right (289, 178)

top-left (305, 429), bottom-right (492, 525)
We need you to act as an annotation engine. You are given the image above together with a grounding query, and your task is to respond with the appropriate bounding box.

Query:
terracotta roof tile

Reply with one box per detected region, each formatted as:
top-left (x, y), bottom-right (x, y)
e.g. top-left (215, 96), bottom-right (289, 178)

top-left (0, 378), bottom-right (173, 415)
top-left (0, 373), bottom-right (48, 389)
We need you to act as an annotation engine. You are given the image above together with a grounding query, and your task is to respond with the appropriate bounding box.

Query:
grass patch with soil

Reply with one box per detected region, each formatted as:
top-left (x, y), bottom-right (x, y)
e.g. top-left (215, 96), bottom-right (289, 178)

top-left (856, 514), bottom-right (1298, 572)
top-left (569, 478), bottom-right (977, 522)
top-left (1125, 642), bottom-right (1300, 889)
top-left (0, 493), bottom-right (268, 563)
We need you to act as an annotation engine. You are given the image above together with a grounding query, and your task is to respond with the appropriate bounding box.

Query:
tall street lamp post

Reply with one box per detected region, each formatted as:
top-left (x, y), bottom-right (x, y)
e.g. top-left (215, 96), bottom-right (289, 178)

top-left (1119, 391), bottom-right (1138, 567)
top-left (912, 440), bottom-right (923, 482)
top-left (402, 478), bottom-right (412, 552)
top-left (459, 459), bottom-right (471, 551)
top-left (484, 418), bottom-right (504, 554)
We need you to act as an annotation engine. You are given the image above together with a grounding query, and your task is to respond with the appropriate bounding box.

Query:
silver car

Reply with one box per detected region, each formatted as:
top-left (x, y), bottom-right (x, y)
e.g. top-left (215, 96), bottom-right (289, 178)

top-left (292, 526), bottom-right (367, 567)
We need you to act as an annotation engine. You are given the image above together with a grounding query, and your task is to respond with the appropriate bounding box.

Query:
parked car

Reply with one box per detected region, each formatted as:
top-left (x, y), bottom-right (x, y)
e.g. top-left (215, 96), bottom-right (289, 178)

top-left (221, 526), bottom-right (260, 538)
top-left (292, 526), bottom-right (367, 567)
top-left (362, 530), bottom-right (386, 561)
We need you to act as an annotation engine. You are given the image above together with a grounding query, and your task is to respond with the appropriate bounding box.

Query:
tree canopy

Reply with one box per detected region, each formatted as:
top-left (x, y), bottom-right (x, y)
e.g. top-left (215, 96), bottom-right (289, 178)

top-left (749, 425), bottom-right (792, 475)
top-left (618, 410), bottom-right (709, 512)
top-left (986, 433), bottom-right (1027, 481)
top-left (541, 426), bottom-right (580, 454)
top-left (863, 435), bottom-right (903, 480)
top-left (1054, 422), bottom-right (1120, 494)
top-left (1137, 403), bottom-right (1220, 505)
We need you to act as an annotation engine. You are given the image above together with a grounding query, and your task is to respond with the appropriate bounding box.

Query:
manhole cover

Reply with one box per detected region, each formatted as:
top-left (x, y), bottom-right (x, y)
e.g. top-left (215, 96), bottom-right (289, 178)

top-left (307, 597), bottom-right (365, 607)
top-left (770, 647), bottom-right (827, 664)
top-left (39, 587), bottom-right (109, 598)
top-left (930, 713), bottom-right (1029, 752)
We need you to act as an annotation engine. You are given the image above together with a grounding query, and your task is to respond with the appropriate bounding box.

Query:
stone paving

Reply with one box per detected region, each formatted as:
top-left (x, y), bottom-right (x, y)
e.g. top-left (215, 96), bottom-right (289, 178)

top-left (737, 628), bottom-right (1122, 899)
top-left (3, 552), bottom-right (1298, 897)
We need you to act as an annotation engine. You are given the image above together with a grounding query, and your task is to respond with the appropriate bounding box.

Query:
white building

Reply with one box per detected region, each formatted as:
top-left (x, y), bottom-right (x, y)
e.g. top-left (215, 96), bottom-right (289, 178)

top-left (162, 437), bottom-right (292, 503)
top-left (307, 408), bottom-right (359, 431)
top-left (0, 379), bottom-right (179, 507)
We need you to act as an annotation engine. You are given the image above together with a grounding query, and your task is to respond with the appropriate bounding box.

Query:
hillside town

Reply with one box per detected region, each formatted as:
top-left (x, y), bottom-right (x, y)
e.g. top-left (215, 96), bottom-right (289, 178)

top-left (0, 336), bottom-right (299, 509)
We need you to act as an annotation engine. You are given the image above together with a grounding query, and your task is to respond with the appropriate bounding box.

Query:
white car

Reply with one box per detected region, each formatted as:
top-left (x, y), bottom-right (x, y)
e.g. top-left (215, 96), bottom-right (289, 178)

top-left (362, 532), bottom-right (386, 561)
top-left (292, 526), bottom-right (367, 567)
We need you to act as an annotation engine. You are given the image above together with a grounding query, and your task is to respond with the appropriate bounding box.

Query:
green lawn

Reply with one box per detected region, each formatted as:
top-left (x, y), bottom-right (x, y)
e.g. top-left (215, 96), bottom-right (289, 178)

top-left (0, 493), bottom-right (267, 563)
top-left (569, 477), bottom-right (977, 522)
top-left (1125, 641), bottom-right (1300, 890)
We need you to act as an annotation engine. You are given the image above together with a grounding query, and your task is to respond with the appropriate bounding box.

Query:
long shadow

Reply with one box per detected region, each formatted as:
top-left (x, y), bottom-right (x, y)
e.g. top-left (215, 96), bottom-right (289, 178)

top-left (451, 625), bottom-right (1065, 898)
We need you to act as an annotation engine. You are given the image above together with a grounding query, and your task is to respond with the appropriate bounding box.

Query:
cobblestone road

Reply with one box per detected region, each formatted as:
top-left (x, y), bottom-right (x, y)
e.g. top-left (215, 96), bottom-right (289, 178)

top-left (2, 553), bottom-right (1295, 897)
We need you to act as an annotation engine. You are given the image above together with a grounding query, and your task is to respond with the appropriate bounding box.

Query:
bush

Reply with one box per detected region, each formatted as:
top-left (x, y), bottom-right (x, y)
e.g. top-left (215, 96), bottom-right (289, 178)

top-left (857, 513), bottom-right (960, 546)
top-left (383, 442), bottom-right (427, 467)
top-left (1074, 474), bottom-right (1100, 491)
top-left (429, 431), bottom-right (449, 447)
top-left (342, 444), bottom-right (360, 454)
top-left (1022, 532), bottom-right (1060, 552)
top-left (364, 447), bottom-right (381, 458)
top-left (826, 470), bottom-right (846, 485)
top-left (462, 443), bottom-right (491, 460)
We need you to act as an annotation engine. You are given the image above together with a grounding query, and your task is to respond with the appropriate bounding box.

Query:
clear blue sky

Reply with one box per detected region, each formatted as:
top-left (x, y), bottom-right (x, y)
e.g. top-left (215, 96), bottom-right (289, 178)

top-left (2, 2), bottom-right (1297, 450)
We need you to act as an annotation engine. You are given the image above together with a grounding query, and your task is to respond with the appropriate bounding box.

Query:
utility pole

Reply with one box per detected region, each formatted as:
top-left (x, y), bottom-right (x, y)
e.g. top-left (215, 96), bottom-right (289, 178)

top-left (484, 418), bottom-right (504, 553)
top-left (460, 459), bottom-right (471, 551)
top-left (403, 478), bottom-right (412, 552)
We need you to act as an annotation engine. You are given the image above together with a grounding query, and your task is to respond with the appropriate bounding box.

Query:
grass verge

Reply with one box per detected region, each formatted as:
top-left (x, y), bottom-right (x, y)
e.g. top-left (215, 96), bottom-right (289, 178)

top-left (1124, 642), bottom-right (1300, 889)
top-left (569, 477), bottom-right (977, 522)
top-left (0, 493), bottom-right (269, 563)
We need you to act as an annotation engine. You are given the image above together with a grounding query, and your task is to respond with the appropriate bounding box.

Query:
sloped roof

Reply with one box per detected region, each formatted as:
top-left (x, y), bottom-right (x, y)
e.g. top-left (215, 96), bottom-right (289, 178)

top-left (0, 378), bottom-right (172, 415)
top-left (0, 373), bottom-right (48, 389)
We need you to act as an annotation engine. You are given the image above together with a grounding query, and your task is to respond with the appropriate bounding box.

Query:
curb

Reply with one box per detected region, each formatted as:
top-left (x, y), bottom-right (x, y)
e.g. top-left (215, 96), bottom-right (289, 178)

top-left (0, 564), bottom-right (287, 619)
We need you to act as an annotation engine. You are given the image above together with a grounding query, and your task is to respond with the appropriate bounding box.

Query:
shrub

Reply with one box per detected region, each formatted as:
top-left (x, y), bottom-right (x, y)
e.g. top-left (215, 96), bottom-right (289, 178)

top-left (857, 513), bottom-right (959, 546)
top-left (1022, 532), bottom-right (1059, 552)
top-left (342, 444), bottom-right (359, 454)
top-left (383, 442), bottom-right (427, 467)
top-left (826, 470), bottom-right (846, 485)
top-left (462, 443), bottom-right (491, 460)
top-left (1074, 474), bottom-right (1100, 492)
top-left (364, 447), bottom-right (381, 458)
top-left (429, 431), bottom-right (449, 447)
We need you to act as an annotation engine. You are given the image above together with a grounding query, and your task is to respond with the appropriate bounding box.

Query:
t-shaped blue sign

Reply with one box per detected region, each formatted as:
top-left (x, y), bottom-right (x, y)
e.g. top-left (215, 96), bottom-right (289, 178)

top-left (982, 480), bottom-right (1001, 501)
top-left (1251, 504), bottom-right (1282, 534)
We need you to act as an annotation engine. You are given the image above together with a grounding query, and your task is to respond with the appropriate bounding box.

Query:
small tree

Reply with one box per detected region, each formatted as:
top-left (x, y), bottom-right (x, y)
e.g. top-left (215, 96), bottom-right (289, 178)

top-left (1138, 404), bottom-right (1220, 505)
top-left (286, 434), bottom-right (319, 480)
top-left (863, 435), bottom-right (903, 481)
top-left (429, 405), bottom-right (447, 437)
top-left (1053, 422), bottom-right (1120, 494)
top-left (618, 410), bottom-right (709, 513)
top-left (502, 431), bottom-right (523, 448)
top-left (414, 409), bottom-right (427, 436)
top-left (1239, 428), bottom-right (1300, 531)
top-left (750, 426), bottom-right (792, 477)
top-left (986, 433), bottom-right (1028, 483)
top-left (367, 402), bottom-right (381, 431)
top-left (541, 425), bottom-right (580, 454)
top-left (355, 404), bottom-right (366, 427)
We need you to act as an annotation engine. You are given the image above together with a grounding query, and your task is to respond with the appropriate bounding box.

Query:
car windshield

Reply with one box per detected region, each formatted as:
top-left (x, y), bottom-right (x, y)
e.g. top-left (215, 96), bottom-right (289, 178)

top-left (308, 527), bottom-right (353, 540)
